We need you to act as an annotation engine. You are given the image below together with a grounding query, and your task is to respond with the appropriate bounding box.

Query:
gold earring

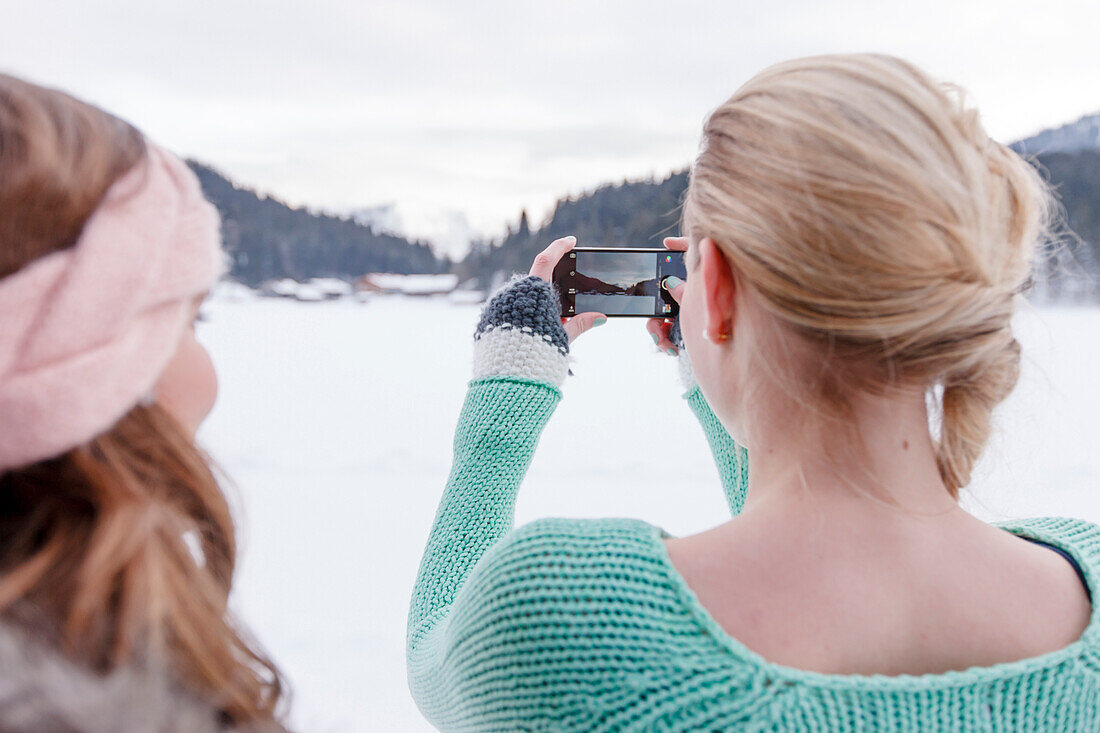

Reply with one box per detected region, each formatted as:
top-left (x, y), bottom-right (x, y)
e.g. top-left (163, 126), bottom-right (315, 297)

top-left (703, 328), bottom-right (730, 344)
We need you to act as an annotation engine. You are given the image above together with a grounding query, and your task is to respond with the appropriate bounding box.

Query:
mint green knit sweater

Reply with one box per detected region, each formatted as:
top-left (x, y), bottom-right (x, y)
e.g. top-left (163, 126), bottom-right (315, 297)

top-left (407, 275), bottom-right (1100, 731)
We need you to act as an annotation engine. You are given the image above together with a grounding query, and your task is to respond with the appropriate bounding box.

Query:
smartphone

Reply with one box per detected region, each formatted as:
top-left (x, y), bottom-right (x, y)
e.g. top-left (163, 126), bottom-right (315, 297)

top-left (552, 247), bottom-right (687, 318)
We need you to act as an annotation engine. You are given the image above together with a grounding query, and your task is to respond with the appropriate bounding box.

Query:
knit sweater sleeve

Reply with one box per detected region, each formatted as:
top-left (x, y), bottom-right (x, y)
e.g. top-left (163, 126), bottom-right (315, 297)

top-left (406, 274), bottom-right (571, 727)
top-left (669, 320), bottom-right (750, 516)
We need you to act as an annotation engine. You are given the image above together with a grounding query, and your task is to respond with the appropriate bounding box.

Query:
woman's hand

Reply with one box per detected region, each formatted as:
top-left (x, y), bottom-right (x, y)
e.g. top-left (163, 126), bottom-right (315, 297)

top-left (529, 235), bottom-right (607, 344)
top-left (646, 236), bottom-right (687, 356)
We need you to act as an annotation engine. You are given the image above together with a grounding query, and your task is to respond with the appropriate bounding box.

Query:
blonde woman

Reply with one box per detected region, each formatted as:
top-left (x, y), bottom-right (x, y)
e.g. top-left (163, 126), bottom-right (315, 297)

top-left (408, 53), bottom-right (1098, 730)
top-left (0, 75), bottom-right (286, 730)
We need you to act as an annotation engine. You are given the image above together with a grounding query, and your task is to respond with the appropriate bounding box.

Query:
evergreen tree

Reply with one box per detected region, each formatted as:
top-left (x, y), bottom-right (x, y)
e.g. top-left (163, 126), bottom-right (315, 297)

top-left (189, 161), bottom-right (449, 287)
top-left (457, 153), bottom-right (1098, 303)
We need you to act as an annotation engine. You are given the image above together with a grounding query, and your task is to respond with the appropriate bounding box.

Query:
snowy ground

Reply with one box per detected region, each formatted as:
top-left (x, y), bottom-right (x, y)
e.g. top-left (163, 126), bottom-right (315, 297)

top-left (195, 294), bottom-right (1100, 732)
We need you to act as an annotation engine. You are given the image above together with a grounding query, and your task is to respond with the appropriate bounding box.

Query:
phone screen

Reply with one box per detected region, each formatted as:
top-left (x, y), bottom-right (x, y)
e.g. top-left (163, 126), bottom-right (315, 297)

top-left (553, 248), bottom-right (686, 318)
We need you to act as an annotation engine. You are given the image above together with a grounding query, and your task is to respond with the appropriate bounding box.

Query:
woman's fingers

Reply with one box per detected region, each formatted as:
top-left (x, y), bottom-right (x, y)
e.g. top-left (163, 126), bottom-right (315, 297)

top-left (534, 234), bottom-right (680, 349)
top-left (648, 241), bottom-right (685, 356)
top-left (662, 275), bottom-right (685, 304)
top-left (563, 311), bottom-right (606, 344)
top-left (645, 318), bottom-right (670, 344)
top-left (530, 235), bottom-right (577, 281)
top-left (527, 234), bottom-right (600, 344)
top-left (645, 317), bottom-right (679, 356)
top-left (650, 239), bottom-right (686, 354)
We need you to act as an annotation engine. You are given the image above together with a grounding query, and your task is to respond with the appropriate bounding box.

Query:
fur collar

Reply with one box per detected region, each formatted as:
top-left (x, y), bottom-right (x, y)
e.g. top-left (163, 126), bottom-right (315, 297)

top-left (0, 621), bottom-right (284, 732)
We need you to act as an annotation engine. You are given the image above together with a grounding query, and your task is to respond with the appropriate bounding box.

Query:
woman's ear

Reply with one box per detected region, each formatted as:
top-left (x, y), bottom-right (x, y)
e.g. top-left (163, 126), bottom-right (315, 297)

top-left (699, 237), bottom-right (736, 340)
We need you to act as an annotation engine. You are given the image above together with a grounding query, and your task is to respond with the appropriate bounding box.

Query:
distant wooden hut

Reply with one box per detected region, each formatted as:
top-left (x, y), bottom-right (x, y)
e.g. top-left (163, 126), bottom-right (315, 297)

top-left (259, 277), bottom-right (353, 302)
top-left (357, 273), bottom-right (460, 296)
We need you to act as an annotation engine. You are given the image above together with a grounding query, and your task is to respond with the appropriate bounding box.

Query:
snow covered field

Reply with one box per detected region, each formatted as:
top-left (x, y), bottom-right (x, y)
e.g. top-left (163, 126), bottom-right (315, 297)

top-left (195, 294), bottom-right (1100, 732)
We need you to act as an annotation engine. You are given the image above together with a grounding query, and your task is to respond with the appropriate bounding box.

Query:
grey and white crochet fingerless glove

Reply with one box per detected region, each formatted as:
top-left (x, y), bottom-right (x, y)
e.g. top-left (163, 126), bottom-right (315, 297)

top-left (472, 274), bottom-right (571, 389)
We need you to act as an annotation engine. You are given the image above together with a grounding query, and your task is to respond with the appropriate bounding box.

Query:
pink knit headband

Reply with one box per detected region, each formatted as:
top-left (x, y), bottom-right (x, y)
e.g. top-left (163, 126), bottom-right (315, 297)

top-left (0, 143), bottom-right (225, 472)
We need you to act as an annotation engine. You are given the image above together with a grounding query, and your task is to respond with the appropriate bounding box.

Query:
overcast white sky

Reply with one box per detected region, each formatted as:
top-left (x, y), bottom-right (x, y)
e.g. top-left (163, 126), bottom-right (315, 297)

top-left (2, 0), bottom-right (1097, 244)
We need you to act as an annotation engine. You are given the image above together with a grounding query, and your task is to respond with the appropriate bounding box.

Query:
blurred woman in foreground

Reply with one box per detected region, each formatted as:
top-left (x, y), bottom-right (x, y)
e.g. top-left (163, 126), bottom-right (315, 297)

top-left (0, 75), bottom-right (286, 731)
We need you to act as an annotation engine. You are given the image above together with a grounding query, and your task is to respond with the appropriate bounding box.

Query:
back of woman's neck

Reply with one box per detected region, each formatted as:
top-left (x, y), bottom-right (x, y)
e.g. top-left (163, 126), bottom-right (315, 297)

top-left (739, 390), bottom-right (956, 517)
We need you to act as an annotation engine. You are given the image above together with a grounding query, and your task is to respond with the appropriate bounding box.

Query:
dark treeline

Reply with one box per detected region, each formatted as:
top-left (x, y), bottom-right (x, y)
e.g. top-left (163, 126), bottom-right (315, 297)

top-left (458, 151), bottom-right (1100, 303)
top-left (1039, 150), bottom-right (1100, 300)
top-left (186, 146), bottom-right (1098, 302)
top-left (457, 171), bottom-right (688, 289)
top-left (188, 161), bottom-right (448, 287)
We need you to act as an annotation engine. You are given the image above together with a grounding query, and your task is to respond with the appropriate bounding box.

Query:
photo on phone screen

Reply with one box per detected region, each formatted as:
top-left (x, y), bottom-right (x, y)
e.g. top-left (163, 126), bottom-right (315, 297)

top-left (552, 247), bottom-right (687, 318)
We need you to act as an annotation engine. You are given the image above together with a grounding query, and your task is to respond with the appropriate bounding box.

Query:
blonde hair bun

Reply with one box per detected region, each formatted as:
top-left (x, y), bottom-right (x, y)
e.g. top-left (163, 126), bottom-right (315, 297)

top-left (684, 53), bottom-right (1060, 496)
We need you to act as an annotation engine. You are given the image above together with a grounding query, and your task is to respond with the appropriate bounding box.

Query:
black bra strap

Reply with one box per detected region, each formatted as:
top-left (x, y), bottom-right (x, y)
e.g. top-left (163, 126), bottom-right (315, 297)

top-left (1022, 536), bottom-right (1092, 601)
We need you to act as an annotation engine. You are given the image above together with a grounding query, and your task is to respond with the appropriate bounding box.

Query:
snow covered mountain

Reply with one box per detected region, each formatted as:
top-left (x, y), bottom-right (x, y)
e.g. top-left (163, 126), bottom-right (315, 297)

top-left (344, 110), bottom-right (1099, 267)
top-left (1011, 111), bottom-right (1100, 155)
top-left (351, 201), bottom-right (485, 261)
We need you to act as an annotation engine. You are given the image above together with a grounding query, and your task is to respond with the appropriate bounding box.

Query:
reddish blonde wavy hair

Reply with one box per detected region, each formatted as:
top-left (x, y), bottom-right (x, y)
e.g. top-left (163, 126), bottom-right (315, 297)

top-left (0, 74), bottom-right (286, 727)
